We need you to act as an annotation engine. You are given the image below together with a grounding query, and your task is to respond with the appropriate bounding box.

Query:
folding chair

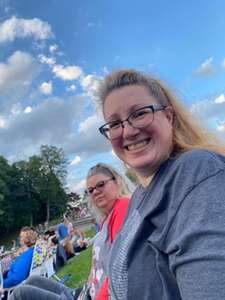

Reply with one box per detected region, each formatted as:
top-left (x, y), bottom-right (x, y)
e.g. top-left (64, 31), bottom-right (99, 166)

top-left (29, 241), bottom-right (48, 277)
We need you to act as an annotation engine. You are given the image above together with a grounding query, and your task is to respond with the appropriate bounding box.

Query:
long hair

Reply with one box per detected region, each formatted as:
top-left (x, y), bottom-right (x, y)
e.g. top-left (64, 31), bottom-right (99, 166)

top-left (97, 69), bottom-right (225, 156)
top-left (86, 163), bottom-right (131, 219)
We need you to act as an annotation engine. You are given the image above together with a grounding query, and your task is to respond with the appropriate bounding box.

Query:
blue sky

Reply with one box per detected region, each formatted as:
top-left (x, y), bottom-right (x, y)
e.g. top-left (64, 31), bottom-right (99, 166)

top-left (0, 0), bottom-right (225, 193)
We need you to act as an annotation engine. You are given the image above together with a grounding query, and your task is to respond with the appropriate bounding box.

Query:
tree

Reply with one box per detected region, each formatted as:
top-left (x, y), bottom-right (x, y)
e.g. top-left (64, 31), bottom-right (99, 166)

top-left (0, 156), bottom-right (13, 234)
top-left (39, 145), bottom-right (68, 222)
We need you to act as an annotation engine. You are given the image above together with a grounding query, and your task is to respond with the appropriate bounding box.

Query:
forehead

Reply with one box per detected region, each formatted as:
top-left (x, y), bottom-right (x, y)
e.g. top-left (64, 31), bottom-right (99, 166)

top-left (86, 173), bottom-right (111, 187)
top-left (103, 84), bottom-right (158, 119)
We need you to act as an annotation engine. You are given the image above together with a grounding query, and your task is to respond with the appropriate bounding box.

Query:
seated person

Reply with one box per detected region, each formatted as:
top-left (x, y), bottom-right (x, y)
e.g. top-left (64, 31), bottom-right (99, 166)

top-left (56, 219), bottom-right (69, 242)
top-left (71, 228), bottom-right (87, 253)
top-left (3, 227), bottom-right (37, 288)
top-left (0, 227), bottom-right (37, 293)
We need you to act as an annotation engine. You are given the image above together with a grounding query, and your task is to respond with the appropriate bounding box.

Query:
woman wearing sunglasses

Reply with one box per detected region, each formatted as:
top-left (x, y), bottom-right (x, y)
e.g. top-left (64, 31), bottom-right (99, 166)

top-left (9, 163), bottom-right (130, 300)
top-left (97, 69), bottom-right (225, 300)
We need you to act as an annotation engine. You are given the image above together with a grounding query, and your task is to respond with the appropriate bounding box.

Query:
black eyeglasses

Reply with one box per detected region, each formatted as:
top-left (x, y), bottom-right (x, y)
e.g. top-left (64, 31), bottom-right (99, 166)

top-left (86, 177), bottom-right (115, 195)
top-left (99, 104), bottom-right (167, 140)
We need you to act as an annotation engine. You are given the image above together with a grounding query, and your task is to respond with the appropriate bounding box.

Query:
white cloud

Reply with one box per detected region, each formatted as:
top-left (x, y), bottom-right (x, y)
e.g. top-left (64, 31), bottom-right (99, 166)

top-left (102, 66), bottom-right (109, 74)
top-left (70, 155), bottom-right (81, 165)
top-left (195, 57), bottom-right (213, 76)
top-left (78, 114), bottom-right (102, 133)
top-left (81, 74), bottom-right (96, 89)
top-left (53, 64), bottom-right (82, 81)
top-left (71, 179), bottom-right (86, 193)
top-left (221, 58), bottom-right (225, 69)
top-left (38, 54), bottom-right (55, 66)
top-left (0, 96), bottom-right (87, 157)
top-left (0, 16), bottom-right (53, 43)
top-left (39, 81), bottom-right (52, 95)
top-left (11, 103), bottom-right (22, 115)
top-left (80, 74), bottom-right (101, 100)
top-left (0, 116), bottom-right (6, 128)
top-left (24, 106), bottom-right (32, 114)
top-left (0, 51), bottom-right (36, 89)
top-left (214, 94), bottom-right (225, 104)
top-left (217, 122), bottom-right (225, 132)
top-left (49, 44), bottom-right (58, 53)
top-left (66, 84), bottom-right (76, 92)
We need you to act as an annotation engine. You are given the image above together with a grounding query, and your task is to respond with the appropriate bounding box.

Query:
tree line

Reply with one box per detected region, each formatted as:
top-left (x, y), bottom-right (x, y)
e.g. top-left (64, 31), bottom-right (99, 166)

top-left (0, 145), bottom-right (68, 236)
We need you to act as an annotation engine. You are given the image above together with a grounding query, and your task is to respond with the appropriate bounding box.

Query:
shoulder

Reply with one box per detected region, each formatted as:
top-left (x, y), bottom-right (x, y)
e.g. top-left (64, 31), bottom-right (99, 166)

top-left (175, 149), bottom-right (225, 170)
top-left (112, 197), bottom-right (129, 212)
top-left (107, 198), bottom-right (129, 242)
top-left (21, 247), bottom-right (33, 258)
top-left (162, 149), bottom-right (225, 187)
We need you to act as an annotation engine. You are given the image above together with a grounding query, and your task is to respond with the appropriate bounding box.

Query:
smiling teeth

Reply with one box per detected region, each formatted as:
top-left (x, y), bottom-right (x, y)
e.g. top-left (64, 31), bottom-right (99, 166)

top-left (127, 140), bottom-right (148, 151)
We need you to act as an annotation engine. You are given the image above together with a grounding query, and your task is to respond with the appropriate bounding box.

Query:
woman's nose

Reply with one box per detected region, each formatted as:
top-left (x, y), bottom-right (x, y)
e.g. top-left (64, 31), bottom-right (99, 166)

top-left (122, 121), bottom-right (140, 139)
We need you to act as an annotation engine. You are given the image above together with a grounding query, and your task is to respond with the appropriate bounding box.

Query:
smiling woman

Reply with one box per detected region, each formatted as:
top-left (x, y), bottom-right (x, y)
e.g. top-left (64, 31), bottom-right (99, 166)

top-left (96, 69), bottom-right (225, 300)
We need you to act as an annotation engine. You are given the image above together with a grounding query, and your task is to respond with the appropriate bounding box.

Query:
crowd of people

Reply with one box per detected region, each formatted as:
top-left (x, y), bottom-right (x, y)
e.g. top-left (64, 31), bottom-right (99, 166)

top-left (1, 68), bottom-right (225, 300)
top-left (0, 213), bottom-right (91, 299)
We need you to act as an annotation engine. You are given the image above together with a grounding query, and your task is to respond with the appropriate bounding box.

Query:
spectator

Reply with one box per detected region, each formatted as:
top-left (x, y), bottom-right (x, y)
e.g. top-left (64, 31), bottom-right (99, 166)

top-left (57, 219), bottom-right (69, 242)
top-left (2, 227), bottom-right (37, 289)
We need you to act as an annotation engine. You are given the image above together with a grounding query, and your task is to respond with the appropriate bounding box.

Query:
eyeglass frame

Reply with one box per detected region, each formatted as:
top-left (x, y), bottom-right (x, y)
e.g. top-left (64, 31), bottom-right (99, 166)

top-left (99, 104), bottom-right (167, 140)
top-left (86, 177), bottom-right (115, 195)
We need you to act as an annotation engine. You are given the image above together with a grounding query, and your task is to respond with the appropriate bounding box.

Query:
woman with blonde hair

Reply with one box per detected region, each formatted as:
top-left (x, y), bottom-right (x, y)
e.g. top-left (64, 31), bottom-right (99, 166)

top-left (8, 164), bottom-right (130, 300)
top-left (82, 163), bottom-right (130, 300)
top-left (97, 69), bottom-right (225, 299)
top-left (1, 227), bottom-right (37, 290)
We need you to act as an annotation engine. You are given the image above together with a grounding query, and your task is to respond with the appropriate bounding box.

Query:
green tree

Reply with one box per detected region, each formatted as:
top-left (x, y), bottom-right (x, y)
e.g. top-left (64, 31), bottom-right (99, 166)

top-left (39, 145), bottom-right (68, 222)
top-left (0, 156), bottom-right (13, 234)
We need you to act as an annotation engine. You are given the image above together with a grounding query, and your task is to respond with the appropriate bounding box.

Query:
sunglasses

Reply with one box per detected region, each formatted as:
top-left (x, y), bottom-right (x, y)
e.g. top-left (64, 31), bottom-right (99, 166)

top-left (86, 177), bottom-right (115, 195)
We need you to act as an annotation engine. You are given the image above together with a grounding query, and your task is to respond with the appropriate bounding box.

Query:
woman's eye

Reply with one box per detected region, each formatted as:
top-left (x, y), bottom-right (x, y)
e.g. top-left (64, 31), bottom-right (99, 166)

top-left (109, 121), bottom-right (121, 129)
top-left (132, 109), bottom-right (149, 119)
top-left (96, 181), bottom-right (105, 188)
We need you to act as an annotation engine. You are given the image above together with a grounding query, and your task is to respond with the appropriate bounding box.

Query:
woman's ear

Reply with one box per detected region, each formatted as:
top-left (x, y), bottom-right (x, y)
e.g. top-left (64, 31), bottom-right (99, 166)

top-left (164, 106), bottom-right (173, 125)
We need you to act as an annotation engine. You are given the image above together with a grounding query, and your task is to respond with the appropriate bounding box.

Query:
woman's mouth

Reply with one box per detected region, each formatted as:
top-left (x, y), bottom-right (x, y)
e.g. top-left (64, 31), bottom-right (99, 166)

top-left (125, 139), bottom-right (150, 151)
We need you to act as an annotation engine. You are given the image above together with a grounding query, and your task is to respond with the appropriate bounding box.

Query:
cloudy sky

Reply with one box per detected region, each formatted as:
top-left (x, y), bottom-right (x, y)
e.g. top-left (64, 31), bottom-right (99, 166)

top-left (0, 0), bottom-right (225, 193)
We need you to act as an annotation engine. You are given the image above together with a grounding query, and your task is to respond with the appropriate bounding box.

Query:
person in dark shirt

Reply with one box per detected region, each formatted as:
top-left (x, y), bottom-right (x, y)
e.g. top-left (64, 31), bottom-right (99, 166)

top-left (97, 69), bottom-right (225, 300)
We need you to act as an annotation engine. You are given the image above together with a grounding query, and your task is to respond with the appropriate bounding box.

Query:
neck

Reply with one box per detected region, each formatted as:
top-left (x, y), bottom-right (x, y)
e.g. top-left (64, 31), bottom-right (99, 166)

top-left (134, 165), bottom-right (157, 187)
top-left (138, 173), bottom-right (155, 187)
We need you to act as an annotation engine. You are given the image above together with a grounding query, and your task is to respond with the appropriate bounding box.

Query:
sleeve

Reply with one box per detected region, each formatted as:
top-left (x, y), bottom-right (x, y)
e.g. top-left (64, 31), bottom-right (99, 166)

top-left (3, 251), bottom-right (32, 288)
top-left (168, 170), bottom-right (225, 300)
top-left (108, 198), bottom-right (129, 243)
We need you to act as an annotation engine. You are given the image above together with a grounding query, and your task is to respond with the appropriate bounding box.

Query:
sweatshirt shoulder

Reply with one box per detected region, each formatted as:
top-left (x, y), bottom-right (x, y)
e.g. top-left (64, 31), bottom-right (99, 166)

top-left (173, 149), bottom-right (225, 175)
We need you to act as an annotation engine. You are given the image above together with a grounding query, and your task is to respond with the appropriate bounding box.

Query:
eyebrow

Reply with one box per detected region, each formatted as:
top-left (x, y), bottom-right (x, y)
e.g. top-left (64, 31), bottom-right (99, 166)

top-left (106, 104), bottom-right (148, 121)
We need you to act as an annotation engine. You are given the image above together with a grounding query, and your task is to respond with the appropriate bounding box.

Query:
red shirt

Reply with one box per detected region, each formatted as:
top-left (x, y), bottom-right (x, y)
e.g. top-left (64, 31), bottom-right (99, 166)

top-left (90, 197), bottom-right (129, 300)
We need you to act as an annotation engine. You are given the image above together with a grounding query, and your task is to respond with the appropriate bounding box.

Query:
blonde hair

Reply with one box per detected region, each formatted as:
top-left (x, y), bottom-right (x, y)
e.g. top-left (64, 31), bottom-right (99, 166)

top-left (20, 227), bottom-right (38, 247)
top-left (97, 69), bottom-right (225, 156)
top-left (86, 163), bottom-right (131, 218)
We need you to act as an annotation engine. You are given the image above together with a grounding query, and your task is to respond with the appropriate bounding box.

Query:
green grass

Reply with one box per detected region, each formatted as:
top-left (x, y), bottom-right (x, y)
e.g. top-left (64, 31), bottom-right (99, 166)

top-left (55, 246), bottom-right (92, 288)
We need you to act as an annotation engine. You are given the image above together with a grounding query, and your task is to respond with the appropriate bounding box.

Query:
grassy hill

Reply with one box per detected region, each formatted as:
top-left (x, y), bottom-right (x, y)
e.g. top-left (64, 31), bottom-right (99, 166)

top-left (55, 246), bottom-right (92, 288)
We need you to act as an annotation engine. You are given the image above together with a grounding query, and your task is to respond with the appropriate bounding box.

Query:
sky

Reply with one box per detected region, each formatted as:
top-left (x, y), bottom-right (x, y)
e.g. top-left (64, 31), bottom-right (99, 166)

top-left (0, 0), bottom-right (225, 193)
